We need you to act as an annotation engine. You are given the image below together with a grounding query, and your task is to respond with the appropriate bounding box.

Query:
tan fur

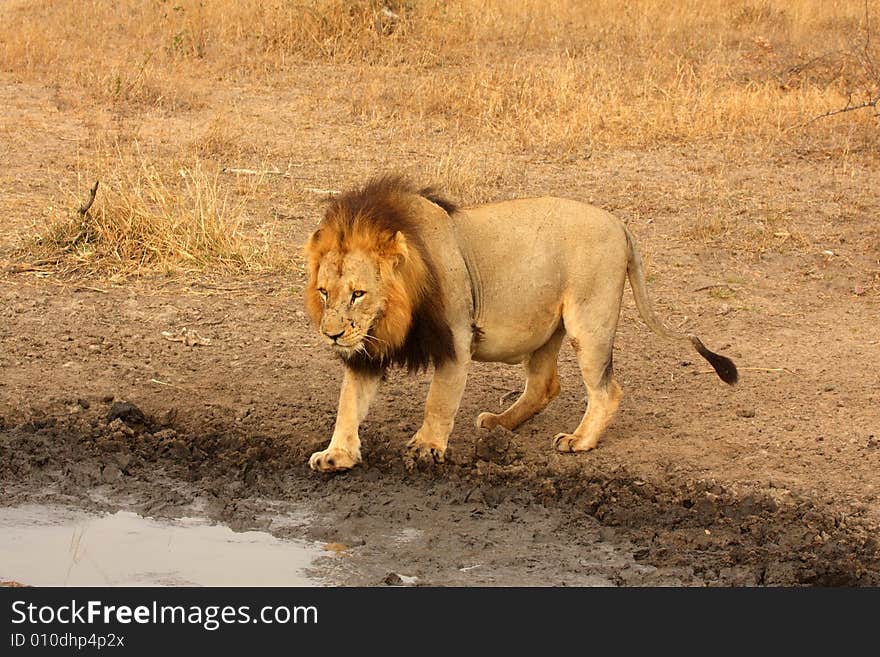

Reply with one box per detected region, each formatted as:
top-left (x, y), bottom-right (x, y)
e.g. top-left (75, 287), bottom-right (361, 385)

top-left (305, 181), bottom-right (737, 473)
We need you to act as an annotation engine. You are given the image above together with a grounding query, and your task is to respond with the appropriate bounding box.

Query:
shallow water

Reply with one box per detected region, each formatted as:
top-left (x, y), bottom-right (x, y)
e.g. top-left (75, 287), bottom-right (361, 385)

top-left (0, 505), bottom-right (325, 587)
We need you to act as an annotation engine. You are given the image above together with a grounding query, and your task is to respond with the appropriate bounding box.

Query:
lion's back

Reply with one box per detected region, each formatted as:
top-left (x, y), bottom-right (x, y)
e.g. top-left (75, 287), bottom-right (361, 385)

top-left (451, 196), bottom-right (629, 363)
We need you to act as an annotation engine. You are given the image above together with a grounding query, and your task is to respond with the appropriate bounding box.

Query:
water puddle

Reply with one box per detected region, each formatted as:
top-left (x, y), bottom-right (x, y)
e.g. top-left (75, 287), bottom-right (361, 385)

top-left (0, 505), bottom-right (326, 587)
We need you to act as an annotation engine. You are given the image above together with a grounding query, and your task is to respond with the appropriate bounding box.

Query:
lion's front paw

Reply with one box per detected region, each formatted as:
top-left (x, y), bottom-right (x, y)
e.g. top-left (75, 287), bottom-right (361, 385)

top-left (405, 434), bottom-right (447, 464)
top-left (476, 412), bottom-right (501, 430)
top-left (553, 433), bottom-right (598, 453)
top-left (308, 446), bottom-right (361, 473)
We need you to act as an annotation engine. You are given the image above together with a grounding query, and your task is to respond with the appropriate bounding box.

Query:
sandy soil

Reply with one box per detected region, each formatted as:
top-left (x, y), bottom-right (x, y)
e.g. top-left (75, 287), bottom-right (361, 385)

top-left (1, 71), bottom-right (879, 586)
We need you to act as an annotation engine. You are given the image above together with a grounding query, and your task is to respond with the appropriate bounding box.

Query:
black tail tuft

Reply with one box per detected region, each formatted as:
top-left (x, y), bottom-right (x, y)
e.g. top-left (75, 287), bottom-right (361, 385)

top-left (690, 336), bottom-right (738, 385)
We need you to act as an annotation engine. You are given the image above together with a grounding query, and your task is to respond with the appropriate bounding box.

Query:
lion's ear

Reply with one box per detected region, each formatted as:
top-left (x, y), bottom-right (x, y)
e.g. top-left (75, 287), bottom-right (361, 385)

top-left (303, 228), bottom-right (325, 259)
top-left (388, 230), bottom-right (410, 263)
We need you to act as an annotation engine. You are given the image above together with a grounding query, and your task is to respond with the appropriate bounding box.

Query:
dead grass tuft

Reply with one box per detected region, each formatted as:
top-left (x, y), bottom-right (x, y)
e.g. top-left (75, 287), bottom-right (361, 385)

top-left (24, 151), bottom-right (281, 277)
top-left (186, 116), bottom-right (247, 159)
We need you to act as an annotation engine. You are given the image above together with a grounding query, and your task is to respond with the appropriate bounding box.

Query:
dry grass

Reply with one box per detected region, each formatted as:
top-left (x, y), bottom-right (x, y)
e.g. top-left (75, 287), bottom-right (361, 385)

top-left (23, 150), bottom-right (281, 277)
top-left (2, 1), bottom-right (879, 274)
top-left (3, 0), bottom-right (877, 149)
top-left (186, 115), bottom-right (248, 160)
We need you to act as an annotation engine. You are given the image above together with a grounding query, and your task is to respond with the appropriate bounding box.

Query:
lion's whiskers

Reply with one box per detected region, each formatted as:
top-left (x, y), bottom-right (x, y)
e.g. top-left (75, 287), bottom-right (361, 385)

top-left (360, 333), bottom-right (388, 347)
top-left (354, 331), bottom-right (390, 357)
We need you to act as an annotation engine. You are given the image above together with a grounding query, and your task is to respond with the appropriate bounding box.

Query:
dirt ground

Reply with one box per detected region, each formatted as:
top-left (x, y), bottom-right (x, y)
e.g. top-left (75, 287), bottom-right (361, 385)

top-left (2, 66), bottom-right (880, 586)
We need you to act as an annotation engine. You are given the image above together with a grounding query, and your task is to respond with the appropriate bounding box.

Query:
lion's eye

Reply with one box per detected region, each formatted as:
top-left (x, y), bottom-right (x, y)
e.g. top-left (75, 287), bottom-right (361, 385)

top-left (317, 288), bottom-right (328, 301)
top-left (351, 290), bottom-right (365, 302)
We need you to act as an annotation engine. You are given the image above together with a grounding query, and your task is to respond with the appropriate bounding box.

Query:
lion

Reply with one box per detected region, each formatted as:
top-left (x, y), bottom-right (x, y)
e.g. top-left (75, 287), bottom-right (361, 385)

top-left (303, 175), bottom-right (737, 472)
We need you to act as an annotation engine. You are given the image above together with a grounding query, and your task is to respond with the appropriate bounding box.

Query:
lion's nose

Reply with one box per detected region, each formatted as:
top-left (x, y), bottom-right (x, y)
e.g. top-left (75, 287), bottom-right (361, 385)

top-left (325, 330), bottom-right (345, 342)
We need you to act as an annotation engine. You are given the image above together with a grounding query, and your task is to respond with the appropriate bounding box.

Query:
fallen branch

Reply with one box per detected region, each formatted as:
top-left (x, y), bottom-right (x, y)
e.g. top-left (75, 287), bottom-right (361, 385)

top-left (5, 255), bottom-right (63, 274)
top-left (697, 367), bottom-right (798, 376)
top-left (6, 263), bottom-right (49, 274)
top-left (220, 167), bottom-right (340, 195)
top-left (75, 285), bottom-right (109, 294)
top-left (499, 390), bottom-right (520, 405)
top-left (303, 187), bottom-right (341, 196)
top-left (222, 162), bottom-right (305, 176)
top-left (693, 283), bottom-right (737, 293)
top-left (805, 93), bottom-right (880, 125)
top-left (149, 378), bottom-right (188, 391)
top-left (78, 181), bottom-right (99, 216)
top-left (804, 0), bottom-right (880, 125)
top-left (223, 167), bottom-right (290, 177)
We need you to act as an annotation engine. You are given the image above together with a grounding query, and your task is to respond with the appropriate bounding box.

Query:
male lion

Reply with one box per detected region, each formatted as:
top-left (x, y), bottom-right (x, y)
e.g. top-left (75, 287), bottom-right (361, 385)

top-left (304, 176), bottom-right (737, 472)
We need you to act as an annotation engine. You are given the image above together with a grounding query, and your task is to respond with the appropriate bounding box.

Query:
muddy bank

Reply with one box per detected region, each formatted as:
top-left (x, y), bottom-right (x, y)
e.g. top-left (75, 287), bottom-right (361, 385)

top-left (2, 400), bottom-right (877, 586)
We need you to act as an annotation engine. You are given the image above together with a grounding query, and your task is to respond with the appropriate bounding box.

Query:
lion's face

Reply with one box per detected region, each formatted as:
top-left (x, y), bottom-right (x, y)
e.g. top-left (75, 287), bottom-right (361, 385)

top-left (307, 249), bottom-right (387, 357)
top-left (305, 208), bottom-right (429, 364)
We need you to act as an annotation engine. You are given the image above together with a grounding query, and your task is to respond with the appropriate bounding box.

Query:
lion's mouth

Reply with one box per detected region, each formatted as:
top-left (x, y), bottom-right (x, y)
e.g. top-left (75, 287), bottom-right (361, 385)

top-left (323, 323), bottom-right (381, 356)
top-left (330, 334), bottom-right (364, 353)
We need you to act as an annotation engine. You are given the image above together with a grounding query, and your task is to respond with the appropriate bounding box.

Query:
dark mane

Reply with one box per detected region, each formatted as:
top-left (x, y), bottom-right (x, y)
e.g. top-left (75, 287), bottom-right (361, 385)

top-left (326, 176), bottom-right (456, 229)
top-left (418, 186), bottom-right (458, 215)
top-left (325, 175), bottom-right (457, 374)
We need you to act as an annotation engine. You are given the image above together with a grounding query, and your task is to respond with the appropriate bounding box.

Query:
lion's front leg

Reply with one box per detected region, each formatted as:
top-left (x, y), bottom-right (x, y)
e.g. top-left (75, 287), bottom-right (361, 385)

top-left (309, 367), bottom-right (381, 473)
top-left (407, 357), bottom-right (470, 463)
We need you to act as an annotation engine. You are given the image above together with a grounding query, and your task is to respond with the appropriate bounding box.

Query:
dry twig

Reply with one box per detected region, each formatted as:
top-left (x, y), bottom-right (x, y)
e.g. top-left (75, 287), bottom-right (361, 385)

top-left (499, 389), bottom-right (520, 405)
top-left (78, 181), bottom-right (99, 216)
top-left (222, 163), bottom-right (305, 177)
top-left (223, 167), bottom-right (289, 177)
top-left (149, 378), bottom-right (188, 390)
top-left (697, 367), bottom-right (797, 376)
top-left (806, 0), bottom-right (880, 125)
top-left (303, 187), bottom-right (341, 196)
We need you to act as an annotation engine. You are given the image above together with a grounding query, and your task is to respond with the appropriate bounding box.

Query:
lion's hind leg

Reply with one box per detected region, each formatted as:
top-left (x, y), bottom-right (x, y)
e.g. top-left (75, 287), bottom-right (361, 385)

top-left (553, 297), bottom-right (623, 453)
top-left (476, 328), bottom-right (564, 431)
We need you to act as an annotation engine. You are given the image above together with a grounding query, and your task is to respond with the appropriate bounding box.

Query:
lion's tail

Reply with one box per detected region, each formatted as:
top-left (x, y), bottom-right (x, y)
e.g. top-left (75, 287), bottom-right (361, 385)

top-left (624, 227), bottom-right (738, 385)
